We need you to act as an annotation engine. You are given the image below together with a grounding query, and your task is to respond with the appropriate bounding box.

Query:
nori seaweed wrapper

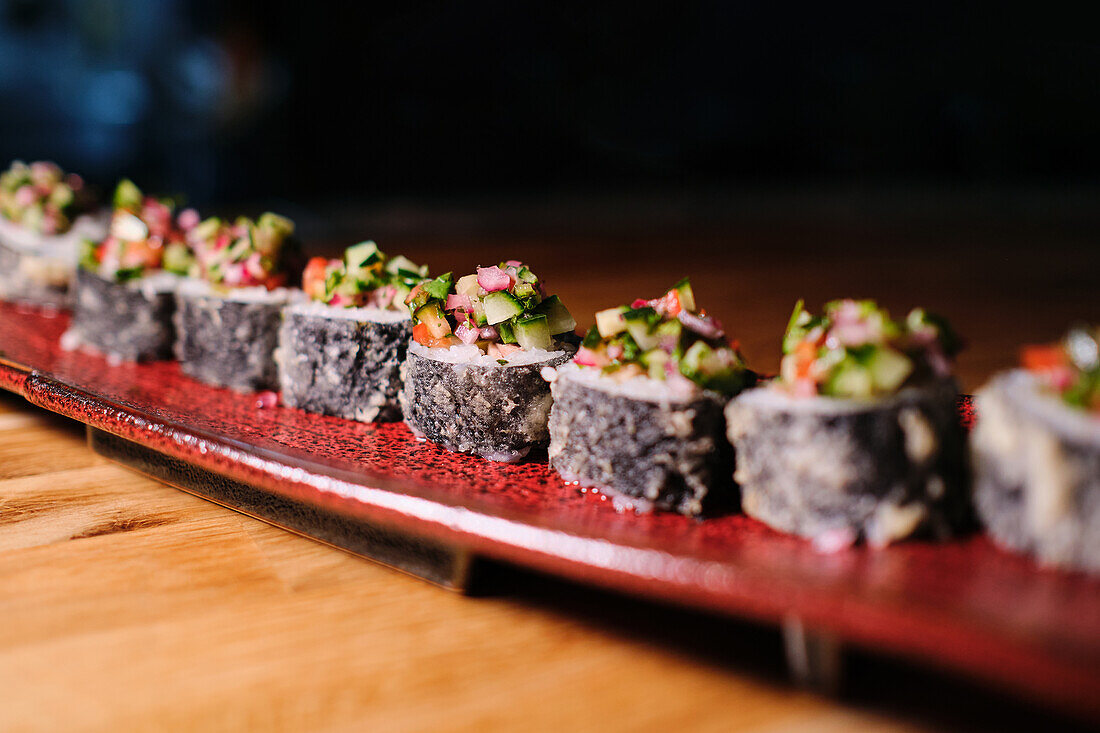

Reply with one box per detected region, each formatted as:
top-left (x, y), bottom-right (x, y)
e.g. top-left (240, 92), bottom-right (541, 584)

top-left (174, 283), bottom-right (292, 392)
top-left (548, 364), bottom-right (734, 516)
top-left (725, 380), bottom-right (969, 545)
top-left (400, 341), bottom-right (573, 462)
top-left (0, 238), bottom-right (72, 309)
top-left (973, 370), bottom-right (1100, 572)
top-left (278, 302), bottom-right (411, 422)
top-left (66, 268), bottom-right (177, 361)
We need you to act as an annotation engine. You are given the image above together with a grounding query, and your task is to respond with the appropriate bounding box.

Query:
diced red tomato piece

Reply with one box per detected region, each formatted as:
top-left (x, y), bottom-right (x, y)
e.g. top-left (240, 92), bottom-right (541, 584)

top-left (302, 257), bottom-right (330, 298)
top-left (120, 237), bottom-right (164, 269)
top-left (1021, 344), bottom-right (1067, 373)
top-left (794, 340), bottom-right (817, 378)
top-left (412, 322), bottom-right (434, 346)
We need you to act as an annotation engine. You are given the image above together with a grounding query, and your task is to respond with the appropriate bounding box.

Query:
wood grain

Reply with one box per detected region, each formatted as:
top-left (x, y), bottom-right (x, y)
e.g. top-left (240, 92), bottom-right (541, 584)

top-left (0, 221), bottom-right (1096, 732)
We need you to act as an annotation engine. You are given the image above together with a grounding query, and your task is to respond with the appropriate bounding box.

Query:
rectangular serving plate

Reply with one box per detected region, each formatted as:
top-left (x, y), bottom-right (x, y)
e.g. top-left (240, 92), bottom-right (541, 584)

top-left (1, 301), bottom-right (1099, 718)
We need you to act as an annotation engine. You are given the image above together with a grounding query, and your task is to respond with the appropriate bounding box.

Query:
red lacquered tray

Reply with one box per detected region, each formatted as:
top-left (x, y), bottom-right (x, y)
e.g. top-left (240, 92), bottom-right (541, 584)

top-left (1, 301), bottom-right (1098, 718)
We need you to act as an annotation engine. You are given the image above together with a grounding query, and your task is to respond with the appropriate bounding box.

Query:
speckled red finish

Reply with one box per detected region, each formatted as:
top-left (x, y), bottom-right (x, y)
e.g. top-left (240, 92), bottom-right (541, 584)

top-left (1, 301), bottom-right (1098, 718)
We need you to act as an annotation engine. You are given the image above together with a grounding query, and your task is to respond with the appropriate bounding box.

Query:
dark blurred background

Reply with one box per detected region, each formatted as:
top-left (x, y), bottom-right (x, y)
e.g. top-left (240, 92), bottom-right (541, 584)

top-left (2, 1), bottom-right (1098, 209)
top-left (2, 0), bottom-right (1096, 383)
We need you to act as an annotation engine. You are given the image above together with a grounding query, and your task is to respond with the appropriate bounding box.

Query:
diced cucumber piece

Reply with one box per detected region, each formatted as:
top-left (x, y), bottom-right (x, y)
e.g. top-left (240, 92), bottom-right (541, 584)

top-left (257, 212), bottom-right (294, 237)
top-left (654, 319), bottom-right (682, 343)
top-left (483, 291), bottom-right (523, 325)
top-left (345, 240), bottom-right (381, 270)
top-left (672, 277), bottom-right (695, 312)
top-left (49, 185), bottom-right (73, 209)
top-left (471, 299), bottom-right (488, 326)
top-left (456, 274), bottom-right (480, 297)
top-left (701, 368), bottom-right (754, 395)
top-left (514, 314), bottom-right (551, 350)
top-left (193, 217), bottom-right (222, 241)
top-left (78, 239), bottom-right (99, 272)
top-left (113, 179), bottom-right (143, 211)
top-left (513, 281), bottom-right (537, 300)
top-left (641, 348), bottom-right (669, 380)
top-left (227, 236), bottom-right (251, 263)
top-left (497, 320), bottom-right (517, 344)
top-left (679, 342), bottom-right (754, 393)
top-left (414, 303), bottom-right (451, 339)
top-left (386, 254), bottom-right (425, 277)
top-left (536, 295), bottom-right (576, 335)
top-left (625, 320), bottom-right (660, 350)
top-left (333, 275), bottom-right (364, 298)
top-left (868, 347), bottom-right (912, 392)
top-left (595, 307), bottom-right (627, 337)
top-left (163, 242), bottom-right (193, 275)
top-left (826, 363), bottom-right (874, 399)
top-left (392, 283), bottom-right (412, 313)
top-left (679, 341), bottom-right (714, 377)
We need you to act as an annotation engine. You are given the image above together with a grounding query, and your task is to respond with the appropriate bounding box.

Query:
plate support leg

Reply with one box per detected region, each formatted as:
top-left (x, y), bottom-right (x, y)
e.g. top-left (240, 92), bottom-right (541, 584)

top-left (782, 615), bottom-right (843, 695)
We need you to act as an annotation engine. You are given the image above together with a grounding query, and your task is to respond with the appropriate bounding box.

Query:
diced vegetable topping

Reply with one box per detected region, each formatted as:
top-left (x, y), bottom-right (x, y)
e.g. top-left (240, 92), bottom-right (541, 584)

top-left (406, 261), bottom-right (575, 351)
top-left (188, 212), bottom-right (296, 289)
top-left (301, 240), bottom-right (427, 311)
top-left (79, 180), bottom-right (198, 282)
top-left (1022, 325), bottom-right (1100, 413)
top-left (573, 278), bottom-right (756, 395)
top-left (779, 299), bottom-right (960, 399)
top-left (0, 160), bottom-right (94, 235)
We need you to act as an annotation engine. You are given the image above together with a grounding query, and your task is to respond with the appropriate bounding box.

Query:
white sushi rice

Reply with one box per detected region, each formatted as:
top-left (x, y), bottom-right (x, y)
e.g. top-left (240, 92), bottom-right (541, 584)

top-left (176, 277), bottom-right (300, 305)
top-left (732, 381), bottom-right (948, 414)
top-left (979, 370), bottom-right (1100, 447)
top-left (548, 361), bottom-right (702, 403)
top-left (0, 212), bottom-right (106, 256)
top-left (283, 299), bottom-right (410, 323)
top-left (127, 270), bottom-right (183, 297)
top-left (409, 338), bottom-right (568, 367)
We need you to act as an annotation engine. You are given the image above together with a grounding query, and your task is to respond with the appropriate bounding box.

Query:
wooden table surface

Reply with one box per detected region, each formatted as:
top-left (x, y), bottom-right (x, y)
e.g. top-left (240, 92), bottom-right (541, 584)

top-left (1, 218), bottom-right (1096, 732)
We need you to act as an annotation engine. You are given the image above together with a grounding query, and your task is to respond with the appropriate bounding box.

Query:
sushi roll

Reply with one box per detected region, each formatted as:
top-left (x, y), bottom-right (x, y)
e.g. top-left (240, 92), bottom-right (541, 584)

top-left (400, 262), bottom-right (577, 462)
top-left (62, 180), bottom-right (198, 362)
top-left (972, 327), bottom-right (1100, 572)
top-left (277, 241), bottom-right (426, 422)
top-left (726, 300), bottom-right (968, 547)
top-left (0, 160), bottom-right (104, 308)
top-left (175, 212), bottom-right (299, 392)
top-left (546, 279), bottom-right (757, 515)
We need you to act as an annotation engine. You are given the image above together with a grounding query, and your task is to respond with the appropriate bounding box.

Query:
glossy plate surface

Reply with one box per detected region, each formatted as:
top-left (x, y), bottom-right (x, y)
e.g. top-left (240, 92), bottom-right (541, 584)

top-left (1, 301), bottom-right (1098, 717)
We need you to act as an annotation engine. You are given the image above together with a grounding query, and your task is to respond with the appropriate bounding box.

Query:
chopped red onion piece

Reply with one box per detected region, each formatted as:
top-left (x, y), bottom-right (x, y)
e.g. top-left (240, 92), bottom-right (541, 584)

top-left (574, 347), bottom-right (602, 367)
top-left (477, 266), bottom-right (513, 292)
top-left (445, 293), bottom-right (472, 312)
top-left (244, 252), bottom-right (267, 280)
top-left (677, 310), bottom-right (724, 339)
top-left (479, 326), bottom-right (499, 340)
top-left (455, 323), bottom-right (480, 344)
top-left (177, 208), bottom-right (200, 230)
top-left (14, 186), bottom-right (35, 207)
